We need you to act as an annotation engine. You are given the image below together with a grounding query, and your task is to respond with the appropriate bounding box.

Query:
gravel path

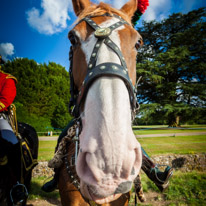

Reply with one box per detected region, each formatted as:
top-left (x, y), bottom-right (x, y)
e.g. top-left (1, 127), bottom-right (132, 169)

top-left (38, 131), bottom-right (206, 141)
top-left (136, 132), bottom-right (206, 138)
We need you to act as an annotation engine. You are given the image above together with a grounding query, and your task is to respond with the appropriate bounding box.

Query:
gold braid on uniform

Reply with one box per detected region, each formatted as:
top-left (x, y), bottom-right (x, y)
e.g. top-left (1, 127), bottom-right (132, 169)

top-left (8, 104), bottom-right (18, 136)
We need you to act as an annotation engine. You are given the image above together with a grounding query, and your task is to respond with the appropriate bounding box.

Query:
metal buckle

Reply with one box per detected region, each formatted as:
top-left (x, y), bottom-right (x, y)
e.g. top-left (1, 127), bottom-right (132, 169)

top-left (94, 27), bottom-right (111, 38)
top-left (0, 113), bottom-right (7, 119)
top-left (73, 122), bottom-right (80, 165)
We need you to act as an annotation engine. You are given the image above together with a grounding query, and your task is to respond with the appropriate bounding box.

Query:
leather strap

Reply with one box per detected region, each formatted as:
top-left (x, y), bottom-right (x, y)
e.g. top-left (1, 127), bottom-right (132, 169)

top-left (69, 14), bottom-right (137, 118)
top-left (77, 62), bottom-right (135, 112)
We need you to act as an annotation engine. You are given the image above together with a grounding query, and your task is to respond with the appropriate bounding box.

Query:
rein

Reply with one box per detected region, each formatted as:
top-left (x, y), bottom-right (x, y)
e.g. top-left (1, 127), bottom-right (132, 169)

top-left (69, 13), bottom-right (139, 120)
top-left (63, 125), bottom-right (99, 206)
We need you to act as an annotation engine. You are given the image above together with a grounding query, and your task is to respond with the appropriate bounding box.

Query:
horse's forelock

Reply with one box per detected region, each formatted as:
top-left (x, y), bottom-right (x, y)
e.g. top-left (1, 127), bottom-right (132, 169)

top-left (75, 2), bottom-right (132, 25)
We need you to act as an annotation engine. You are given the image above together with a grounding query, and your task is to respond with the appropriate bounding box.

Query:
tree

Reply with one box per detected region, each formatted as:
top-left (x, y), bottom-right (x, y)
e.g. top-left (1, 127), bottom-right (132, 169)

top-left (136, 8), bottom-right (206, 126)
top-left (2, 58), bottom-right (73, 131)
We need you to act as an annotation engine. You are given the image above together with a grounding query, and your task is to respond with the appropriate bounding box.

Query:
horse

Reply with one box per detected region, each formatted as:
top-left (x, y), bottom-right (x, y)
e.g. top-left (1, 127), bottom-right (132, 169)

top-left (58, 0), bottom-right (143, 205)
top-left (0, 122), bottom-right (38, 206)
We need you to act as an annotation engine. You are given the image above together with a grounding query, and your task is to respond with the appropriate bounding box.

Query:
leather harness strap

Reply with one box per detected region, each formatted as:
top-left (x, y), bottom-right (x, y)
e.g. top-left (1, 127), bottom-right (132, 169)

top-left (69, 14), bottom-right (138, 118)
top-left (77, 62), bottom-right (136, 111)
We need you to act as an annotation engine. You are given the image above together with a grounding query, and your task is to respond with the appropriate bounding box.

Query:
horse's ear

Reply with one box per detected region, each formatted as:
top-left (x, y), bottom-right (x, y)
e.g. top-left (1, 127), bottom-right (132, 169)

top-left (120, 0), bottom-right (137, 19)
top-left (72, 0), bottom-right (92, 16)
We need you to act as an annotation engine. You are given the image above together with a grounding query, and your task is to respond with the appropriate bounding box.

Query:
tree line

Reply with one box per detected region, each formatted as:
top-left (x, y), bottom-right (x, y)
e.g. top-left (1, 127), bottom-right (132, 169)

top-left (135, 7), bottom-right (206, 126)
top-left (3, 58), bottom-right (73, 132)
top-left (2, 8), bottom-right (206, 130)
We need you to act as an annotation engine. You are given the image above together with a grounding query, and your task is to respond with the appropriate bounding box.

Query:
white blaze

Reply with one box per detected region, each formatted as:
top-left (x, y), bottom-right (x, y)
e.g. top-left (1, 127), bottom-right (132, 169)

top-left (81, 18), bottom-right (125, 66)
top-left (76, 17), bottom-right (142, 203)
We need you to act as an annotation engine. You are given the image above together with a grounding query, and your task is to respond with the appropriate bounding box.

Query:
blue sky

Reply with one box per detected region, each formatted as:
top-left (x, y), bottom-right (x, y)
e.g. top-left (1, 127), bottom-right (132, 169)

top-left (0, 0), bottom-right (205, 70)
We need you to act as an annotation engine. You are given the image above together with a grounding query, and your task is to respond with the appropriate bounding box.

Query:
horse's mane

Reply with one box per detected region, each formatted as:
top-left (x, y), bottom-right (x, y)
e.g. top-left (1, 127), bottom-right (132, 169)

top-left (76, 2), bottom-right (132, 25)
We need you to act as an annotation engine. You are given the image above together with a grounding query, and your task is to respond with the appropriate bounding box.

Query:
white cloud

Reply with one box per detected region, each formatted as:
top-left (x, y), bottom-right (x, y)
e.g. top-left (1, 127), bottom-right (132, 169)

top-left (112, 0), bottom-right (128, 9)
top-left (96, 0), bottom-right (172, 22)
top-left (26, 0), bottom-right (173, 35)
top-left (143, 0), bottom-right (172, 22)
top-left (96, 0), bottom-right (128, 9)
top-left (26, 0), bottom-right (73, 35)
top-left (0, 43), bottom-right (15, 61)
top-left (26, 0), bottom-right (131, 35)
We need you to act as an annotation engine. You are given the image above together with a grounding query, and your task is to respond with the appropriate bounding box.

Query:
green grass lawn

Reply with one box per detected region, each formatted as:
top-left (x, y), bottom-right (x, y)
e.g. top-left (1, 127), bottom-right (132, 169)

top-left (38, 135), bottom-right (206, 161)
top-left (163, 171), bottom-right (206, 206)
top-left (32, 126), bottom-right (206, 205)
top-left (132, 124), bottom-right (206, 135)
top-left (30, 172), bottom-right (206, 206)
top-left (38, 141), bottom-right (56, 161)
top-left (28, 176), bottom-right (60, 200)
top-left (129, 171), bottom-right (206, 206)
top-left (138, 135), bottom-right (206, 155)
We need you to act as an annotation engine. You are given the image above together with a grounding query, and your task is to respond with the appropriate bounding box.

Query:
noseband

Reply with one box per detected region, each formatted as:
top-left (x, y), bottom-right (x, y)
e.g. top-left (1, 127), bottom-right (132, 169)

top-left (69, 13), bottom-right (138, 119)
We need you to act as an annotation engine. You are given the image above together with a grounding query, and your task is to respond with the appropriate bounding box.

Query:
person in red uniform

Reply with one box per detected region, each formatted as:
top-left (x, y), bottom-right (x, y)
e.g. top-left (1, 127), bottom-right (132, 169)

top-left (0, 55), bottom-right (18, 145)
top-left (0, 71), bottom-right (17, 112)
top-left (0, 55), bottom-right (17, 144)
top-left (0, 55), bottom-right (27, 204)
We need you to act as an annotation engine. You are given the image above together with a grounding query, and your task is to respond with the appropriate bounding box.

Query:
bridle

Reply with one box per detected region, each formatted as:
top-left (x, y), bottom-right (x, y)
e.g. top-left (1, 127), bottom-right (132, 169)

top-left (65, 13), bottom-right (141, 206)
top-left (69, 13), bottom-right (140, 120)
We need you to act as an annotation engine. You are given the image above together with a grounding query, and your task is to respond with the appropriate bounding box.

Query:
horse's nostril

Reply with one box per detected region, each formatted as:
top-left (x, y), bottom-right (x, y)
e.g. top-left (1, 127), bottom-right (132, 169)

top-left (114, 181), bottom-right (132, 194)
top-left (131, 167), bottom-right (135, 175)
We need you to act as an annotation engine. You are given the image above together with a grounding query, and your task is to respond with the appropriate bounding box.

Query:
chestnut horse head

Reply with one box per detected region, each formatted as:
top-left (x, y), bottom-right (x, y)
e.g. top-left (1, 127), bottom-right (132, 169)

top-left (66, 0), bottom-right (143, 204)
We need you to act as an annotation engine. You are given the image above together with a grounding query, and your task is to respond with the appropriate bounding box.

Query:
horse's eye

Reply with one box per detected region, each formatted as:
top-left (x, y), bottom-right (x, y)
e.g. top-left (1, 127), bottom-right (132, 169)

top-left (69, 32), bottom-right (78, 46)
top-left (135, 38), bottom-right (143, 50)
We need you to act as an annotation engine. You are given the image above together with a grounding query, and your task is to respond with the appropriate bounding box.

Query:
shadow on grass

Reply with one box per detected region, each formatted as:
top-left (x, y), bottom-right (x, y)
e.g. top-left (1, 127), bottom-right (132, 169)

top-left (28, 172), bottom-right (206, 205)
top-left (131, 171), bottom-right (206, 206)
top-left (28, 181), bottom-right (61, 205)
top-left (172, 157), bottom-right (187, 169)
